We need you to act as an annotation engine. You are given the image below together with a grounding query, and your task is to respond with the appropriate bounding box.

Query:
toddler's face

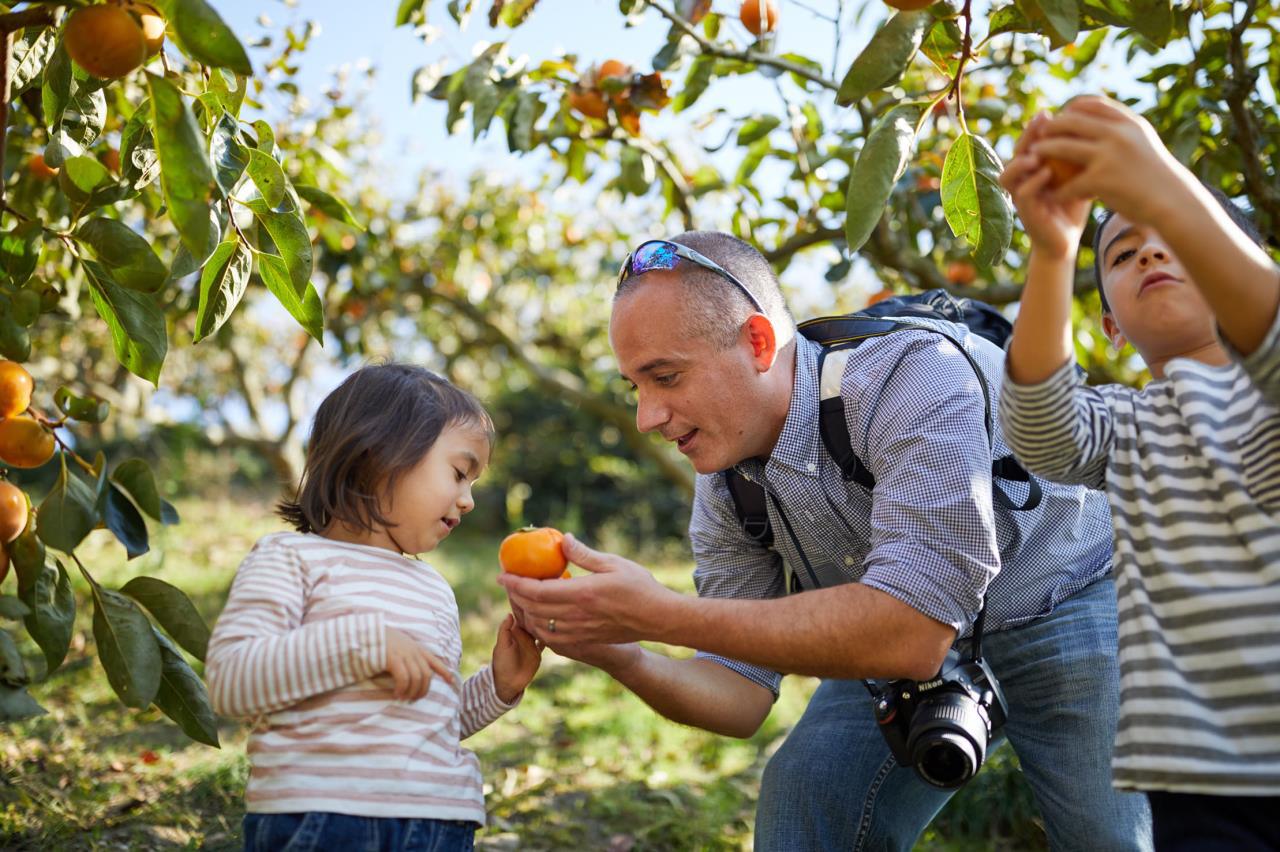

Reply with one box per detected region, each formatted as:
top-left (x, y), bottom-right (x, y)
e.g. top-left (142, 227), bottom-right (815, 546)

top-left (377, 421), bottom-right (491, 555)
top-left (1098, 214), bottom-right (1216, 360)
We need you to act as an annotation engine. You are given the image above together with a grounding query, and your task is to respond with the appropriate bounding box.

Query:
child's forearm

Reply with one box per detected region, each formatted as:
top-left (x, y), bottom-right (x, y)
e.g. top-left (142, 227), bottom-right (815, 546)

top-left (1154, 176), bottom-right (1280, 355)
top-left (458, 666), bottom-right (514, 739)
top-left (1006, 249), bottom-right (1078, 384)
top-left (206, 613), bottom-right (386, 717)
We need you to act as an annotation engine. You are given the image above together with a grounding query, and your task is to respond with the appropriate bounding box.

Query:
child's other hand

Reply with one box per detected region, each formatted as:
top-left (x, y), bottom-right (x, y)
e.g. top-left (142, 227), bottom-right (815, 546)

top-left (385, 627), bottom-right (454, 701)
top-left (1000, 111), bottom-right (1092, 260)
top-left (491, 613), bottom-right (543, 704)
top-left (1035, 95), bottom-right (1187, 227)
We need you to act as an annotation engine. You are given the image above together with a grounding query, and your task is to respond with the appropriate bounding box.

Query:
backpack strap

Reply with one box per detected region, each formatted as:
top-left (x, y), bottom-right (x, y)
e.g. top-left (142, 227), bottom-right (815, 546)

top-left (723, 468), bottom-right (773, 549)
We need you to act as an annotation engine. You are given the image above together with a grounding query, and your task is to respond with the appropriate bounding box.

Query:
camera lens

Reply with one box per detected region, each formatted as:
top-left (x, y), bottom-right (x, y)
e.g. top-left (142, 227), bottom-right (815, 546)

top-left (906, 692), bottom-right (991, 789)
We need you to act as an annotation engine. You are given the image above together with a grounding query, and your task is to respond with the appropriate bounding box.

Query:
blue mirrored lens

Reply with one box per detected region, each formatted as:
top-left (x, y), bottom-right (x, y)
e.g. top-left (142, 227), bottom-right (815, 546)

top-left (630, 241), bottom-right (680, 276)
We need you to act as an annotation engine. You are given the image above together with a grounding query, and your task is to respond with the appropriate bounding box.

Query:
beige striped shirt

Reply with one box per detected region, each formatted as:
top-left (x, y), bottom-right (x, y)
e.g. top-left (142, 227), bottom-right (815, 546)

top-left (206, 532), bottom-right (514, 822)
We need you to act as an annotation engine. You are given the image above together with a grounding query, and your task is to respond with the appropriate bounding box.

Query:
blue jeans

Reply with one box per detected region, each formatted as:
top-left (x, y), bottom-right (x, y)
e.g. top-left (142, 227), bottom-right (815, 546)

top-left (756, 579), bottom-right (1153, 851)
top-left (242, 812), bottom-right (477, 852)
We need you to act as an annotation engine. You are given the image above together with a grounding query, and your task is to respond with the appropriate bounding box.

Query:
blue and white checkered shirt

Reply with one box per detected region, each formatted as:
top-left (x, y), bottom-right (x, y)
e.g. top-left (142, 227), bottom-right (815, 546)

top-left (689, 322), bottom-right (1114, 695)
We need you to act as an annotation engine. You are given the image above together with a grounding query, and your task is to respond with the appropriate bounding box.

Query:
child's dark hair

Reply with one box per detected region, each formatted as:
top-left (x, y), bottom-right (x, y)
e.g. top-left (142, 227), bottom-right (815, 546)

top-left (277, 363), bottom-right (494, 535)
top-left (1092, 184), bottom-right (1265, 313)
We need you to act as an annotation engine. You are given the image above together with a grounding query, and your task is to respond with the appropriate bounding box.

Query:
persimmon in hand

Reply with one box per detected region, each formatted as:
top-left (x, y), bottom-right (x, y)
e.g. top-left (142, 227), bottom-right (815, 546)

top-left (499, 527), bottom-right (568, 579)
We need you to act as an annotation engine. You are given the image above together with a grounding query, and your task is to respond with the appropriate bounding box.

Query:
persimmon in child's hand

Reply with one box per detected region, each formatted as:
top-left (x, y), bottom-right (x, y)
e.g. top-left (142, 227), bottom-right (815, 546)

top-left (499, 527), bottom-right (568, 579)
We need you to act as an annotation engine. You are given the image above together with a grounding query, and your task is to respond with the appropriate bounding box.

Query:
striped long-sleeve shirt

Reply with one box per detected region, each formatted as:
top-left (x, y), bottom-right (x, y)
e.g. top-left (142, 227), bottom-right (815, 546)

top-left (999, 311), bottom-right (1280, 795)
top-left (206, 532), bottom-right (516, 822)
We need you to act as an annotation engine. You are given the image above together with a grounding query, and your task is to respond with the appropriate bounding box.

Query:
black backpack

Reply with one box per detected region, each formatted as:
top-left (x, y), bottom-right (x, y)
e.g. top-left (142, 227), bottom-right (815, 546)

top-left (723, 289), bottom-right (1041, 550)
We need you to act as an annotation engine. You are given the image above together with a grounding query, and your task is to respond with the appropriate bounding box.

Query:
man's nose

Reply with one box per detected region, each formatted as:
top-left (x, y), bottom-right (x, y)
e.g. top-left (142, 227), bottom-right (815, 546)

top-left (635, 394), bottom-right (669, 434)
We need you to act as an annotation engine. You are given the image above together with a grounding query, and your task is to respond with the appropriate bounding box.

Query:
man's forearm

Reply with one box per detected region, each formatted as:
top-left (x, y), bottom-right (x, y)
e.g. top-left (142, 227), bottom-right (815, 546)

top-left (655, 583), bottom-right (956, 682)
top-left (601, 646), bottom-right (774, 739)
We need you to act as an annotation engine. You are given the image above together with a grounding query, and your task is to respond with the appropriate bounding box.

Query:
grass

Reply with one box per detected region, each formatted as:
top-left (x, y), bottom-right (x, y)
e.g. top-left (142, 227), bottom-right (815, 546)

top-left (0, 494), bottom-right (1044, 849)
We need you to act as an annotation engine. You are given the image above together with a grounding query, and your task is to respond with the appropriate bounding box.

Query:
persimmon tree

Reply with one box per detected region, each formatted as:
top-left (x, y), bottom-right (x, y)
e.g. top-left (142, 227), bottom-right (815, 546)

top-left (0, 2), bottom-right (354, 743)
top-left (397, 0), bottom-right (1278, 392)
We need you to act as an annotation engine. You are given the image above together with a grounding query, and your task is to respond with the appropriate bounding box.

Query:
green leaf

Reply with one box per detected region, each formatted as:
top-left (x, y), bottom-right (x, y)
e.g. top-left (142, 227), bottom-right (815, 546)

top-left (74, 219), bottom-right (167, 293)
top-left (618, 147), bottom-right (654, 196)
top-left (151, 630), bottom-right (219, 747)
top-left (10, 28), bottom-right (58, 96)
top-left (0, 684), bottom-right (45, 722)
top-left (193, 239), bottom-right (251, 342)
top-left (148, 73), bottom-right (216, 258)
top-left (246, 149), bottom-right (288, 209)
top-left (22, 561), bottom-right (74, 674)
top-left (499, 0), bottom-right (539, 26)
top-left (674, 55), bottom-right (714, 112)
top-left (37, 458), bottom-right (99, 554)
top-left (258, 253), bottom-right (323, 342)
top-left (836, 11), bottom-right (931, 106)
top-left (1129, 0), bottom-right (1173, 45)
top-left (120, 102), bottom-right (161, 191)
top-left (246, 200), bottom-right (313, 296)
top-left (396, 0), bottom-right (429, 26)
top-left (505, 89), bottom-right (542, 153)
top-left (210, 111), bottom-right (250, 196)
top-left (845, 103), bottom-right (924, 252)
top-left (60, 156), bottom-right (109, 196)
top-left (737, 115), bottom-right (781, 146)
top-left (0, 596), bottom-right (30, 620)
top-left (207, 69), bottom-right (247, 118)
top-left (41, 40), bottom-right (72, 129)
top-left (941, 133), bottom-right (1013, 268)
top-left (105, 485), bottom-right (149, 560)
top-left (0, 631), bottom-right (28, 687)
top-left (83, 260), bottom-right (168, 385)
top-left (123, 578), bottom-right (211, 662)
top-left (91, 585), bottom-right (162, 709)
top-left (294, 185), bottom-right (364, 229)
top-left (54, 387), bottom-right (110, 423)
top-left (922, 19), bottom-right (964, 76)
top-left (0, 221), bottom-right (44, 287)
top-left (58, 86), bottom-right (108, 149)
top-left (989, 3), bottom-right (1035, 34)
top-left (9, 520), bottom-right (46, 602)
top-left (170, 0), bottom-right (252, 75)
top-left (251, 119), bottom-right (277, 155)
top-left (1016, 0), bottom-right (1079, 46)
top-left (111, 459), bottom-right (164, 522)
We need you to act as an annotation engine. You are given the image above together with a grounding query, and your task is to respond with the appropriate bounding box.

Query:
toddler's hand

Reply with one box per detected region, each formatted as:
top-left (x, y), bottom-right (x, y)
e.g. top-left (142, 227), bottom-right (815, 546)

top-left (1000, 111), bottom-right (1092, 260)
top-left (491, 613), bottom-right (543, 704)
top-left (385, 627), bottom-right (454, 701)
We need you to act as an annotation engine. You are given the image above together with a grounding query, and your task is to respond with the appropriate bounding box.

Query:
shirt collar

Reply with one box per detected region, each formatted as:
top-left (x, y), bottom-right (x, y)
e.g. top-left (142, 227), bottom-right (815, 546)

top-left (737, 335), bottom-right (823, 480)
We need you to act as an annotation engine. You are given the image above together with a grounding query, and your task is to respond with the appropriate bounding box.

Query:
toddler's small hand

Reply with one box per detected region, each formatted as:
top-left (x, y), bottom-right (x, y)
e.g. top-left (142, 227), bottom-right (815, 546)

top-left (385, 627), bottom-right (454, 701)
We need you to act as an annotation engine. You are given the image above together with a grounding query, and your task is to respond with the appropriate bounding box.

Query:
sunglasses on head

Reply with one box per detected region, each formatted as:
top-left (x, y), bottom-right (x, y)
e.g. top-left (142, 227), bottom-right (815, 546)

top-left (616, 239), bottom-right (766, 313)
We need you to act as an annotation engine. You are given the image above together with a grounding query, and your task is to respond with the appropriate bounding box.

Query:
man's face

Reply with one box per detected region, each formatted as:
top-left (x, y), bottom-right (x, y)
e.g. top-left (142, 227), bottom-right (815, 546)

top-left (609, 270), bottom-right (771, 474)
top-left (1097, 213), bottom-right (1216, 358)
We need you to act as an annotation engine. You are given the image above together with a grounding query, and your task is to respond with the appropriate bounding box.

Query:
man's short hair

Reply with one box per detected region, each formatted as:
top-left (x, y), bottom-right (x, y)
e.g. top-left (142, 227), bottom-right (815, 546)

top-left (1092, 186), bottom-right (1265, 314)
top-left (616, 231), bottom-right (795, 348)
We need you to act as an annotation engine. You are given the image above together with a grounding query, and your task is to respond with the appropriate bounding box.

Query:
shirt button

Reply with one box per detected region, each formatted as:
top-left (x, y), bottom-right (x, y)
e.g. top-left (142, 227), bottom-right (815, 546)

top-left (845, 556), bottom-right (855, 566)
top-left (807, 463), bottom-right (816, 472)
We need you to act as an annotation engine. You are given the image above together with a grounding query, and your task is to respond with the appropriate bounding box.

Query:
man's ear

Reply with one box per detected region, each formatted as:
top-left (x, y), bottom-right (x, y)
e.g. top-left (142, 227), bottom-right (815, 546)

top-left (1101, 312), bottom-right (1127, 351)
top-left (743, 314), bottom-right (778, 370)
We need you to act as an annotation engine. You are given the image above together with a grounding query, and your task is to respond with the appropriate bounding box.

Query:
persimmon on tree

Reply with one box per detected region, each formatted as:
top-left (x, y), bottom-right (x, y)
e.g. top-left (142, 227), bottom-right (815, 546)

top-left (0, 1), bottom-right (356, 743)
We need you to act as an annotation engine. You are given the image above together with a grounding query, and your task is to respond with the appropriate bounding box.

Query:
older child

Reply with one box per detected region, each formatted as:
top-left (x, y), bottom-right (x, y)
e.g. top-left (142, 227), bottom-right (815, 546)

top-left (207, 364), bottom-right (541, 851)
top-left (998, 95), bottom-right (1280, 850)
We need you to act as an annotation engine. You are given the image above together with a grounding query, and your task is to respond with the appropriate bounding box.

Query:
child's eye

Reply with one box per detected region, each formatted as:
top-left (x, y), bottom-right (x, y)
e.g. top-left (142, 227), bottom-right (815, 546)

top-left (454, 468), bottom-right (466, 482)
top-left (1111, 248), bottom-right (1135, 267)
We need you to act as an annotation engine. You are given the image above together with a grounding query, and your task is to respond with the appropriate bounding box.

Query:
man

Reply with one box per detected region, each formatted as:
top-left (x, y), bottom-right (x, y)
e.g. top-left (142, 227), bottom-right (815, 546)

top-left (501, 232), bottom-right (1151, 850)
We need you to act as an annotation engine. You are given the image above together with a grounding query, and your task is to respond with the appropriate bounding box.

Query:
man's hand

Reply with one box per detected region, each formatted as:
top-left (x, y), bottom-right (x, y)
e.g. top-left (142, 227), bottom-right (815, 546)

top-left (385, 627), bottom-right (454, 701)
top-left (496, 534), bottom-right (683, 646)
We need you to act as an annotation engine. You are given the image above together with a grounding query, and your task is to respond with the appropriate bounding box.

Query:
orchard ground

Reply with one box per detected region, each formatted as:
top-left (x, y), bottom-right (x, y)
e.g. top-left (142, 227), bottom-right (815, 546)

top-left (1, 492), bottom-right (1043, 850)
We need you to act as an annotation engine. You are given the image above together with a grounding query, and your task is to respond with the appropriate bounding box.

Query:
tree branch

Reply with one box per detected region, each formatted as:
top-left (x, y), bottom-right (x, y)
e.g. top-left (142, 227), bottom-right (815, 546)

top-left (642, 0), bottom-right (838, 91)
top-left (1224, 0), bottom-right (1280, 241)
top-left (0, 6), bottom-right (58, 33)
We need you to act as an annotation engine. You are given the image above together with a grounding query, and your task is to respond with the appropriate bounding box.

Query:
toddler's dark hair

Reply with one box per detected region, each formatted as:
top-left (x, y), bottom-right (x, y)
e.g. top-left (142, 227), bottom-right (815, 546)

top-left (277, 363), bottom-right (494, 535)
top-left (1092, 185), bottom-right (1265, 313)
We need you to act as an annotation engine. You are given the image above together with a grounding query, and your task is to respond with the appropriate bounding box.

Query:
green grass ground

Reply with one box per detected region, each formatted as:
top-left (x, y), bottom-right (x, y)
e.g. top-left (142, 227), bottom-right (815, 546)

top-left (0, 495), bottom-right (1044, 849)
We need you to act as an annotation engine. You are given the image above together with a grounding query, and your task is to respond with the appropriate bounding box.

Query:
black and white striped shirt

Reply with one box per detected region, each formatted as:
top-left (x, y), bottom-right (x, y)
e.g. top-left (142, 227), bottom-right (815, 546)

top-left (689, 326), bottom-right (1114, 695)
top-left (1000, 313), bottom-right (1280, 795)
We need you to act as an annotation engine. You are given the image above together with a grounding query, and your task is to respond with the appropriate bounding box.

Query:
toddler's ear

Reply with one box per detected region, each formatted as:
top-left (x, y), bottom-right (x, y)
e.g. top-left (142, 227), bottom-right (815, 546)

top-left (1101, 312), bottom-right (1127, 351)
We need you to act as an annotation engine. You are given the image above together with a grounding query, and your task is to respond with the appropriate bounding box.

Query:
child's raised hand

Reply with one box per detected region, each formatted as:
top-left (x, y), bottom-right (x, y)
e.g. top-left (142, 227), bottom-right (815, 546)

top-left (1000, 111), bottom-right (1092, 260)
top-left (385, 626), bottom-right (455, 701)
top-left (1034, 95), bottom-right (1187, 228)
top-left (491, 613), bottom-right (543, 704)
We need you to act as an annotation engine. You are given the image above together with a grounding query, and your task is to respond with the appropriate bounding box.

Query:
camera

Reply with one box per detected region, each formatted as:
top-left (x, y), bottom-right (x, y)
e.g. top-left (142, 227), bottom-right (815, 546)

top-left (870, 649), bottom-right (1009, 789)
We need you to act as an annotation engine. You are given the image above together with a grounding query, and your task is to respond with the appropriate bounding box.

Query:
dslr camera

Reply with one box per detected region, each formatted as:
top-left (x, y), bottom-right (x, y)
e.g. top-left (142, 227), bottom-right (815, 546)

top-left (869, 648), bottom-right (1008, 789)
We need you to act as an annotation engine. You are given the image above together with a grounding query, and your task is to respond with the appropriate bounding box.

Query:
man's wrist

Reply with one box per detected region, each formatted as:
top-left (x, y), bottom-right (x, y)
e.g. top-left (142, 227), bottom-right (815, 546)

top-left (649, 587), bottom-right (704, 647)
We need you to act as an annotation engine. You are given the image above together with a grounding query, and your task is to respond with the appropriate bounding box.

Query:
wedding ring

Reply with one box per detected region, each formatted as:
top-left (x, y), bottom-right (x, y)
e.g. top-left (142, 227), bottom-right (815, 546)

top-left (548, 618), bottom-right (556, 633)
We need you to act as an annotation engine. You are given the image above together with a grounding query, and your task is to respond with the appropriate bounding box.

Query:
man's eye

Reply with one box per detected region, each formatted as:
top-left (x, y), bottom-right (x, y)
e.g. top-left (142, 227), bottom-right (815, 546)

top-left (654, 374), bottom-right (678, 387)
top-left (1112, 249), bottom-right (1135, 267)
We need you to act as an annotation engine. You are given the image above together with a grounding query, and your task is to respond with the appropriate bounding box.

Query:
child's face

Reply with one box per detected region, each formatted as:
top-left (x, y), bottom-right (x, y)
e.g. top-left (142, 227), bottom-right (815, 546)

top-left (376, 421), bottom-right (491, 555)
top-left (1097, 213), bottom-right (1217, 360)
